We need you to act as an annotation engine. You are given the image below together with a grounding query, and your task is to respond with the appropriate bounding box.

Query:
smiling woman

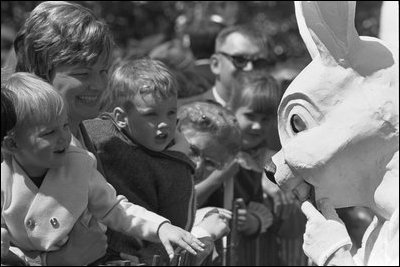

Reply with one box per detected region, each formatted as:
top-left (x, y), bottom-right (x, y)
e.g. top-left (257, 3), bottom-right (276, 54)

top-left (51, 53), bottom-right (110, 136)
top-left (13, 1), bottom-right (113, 141)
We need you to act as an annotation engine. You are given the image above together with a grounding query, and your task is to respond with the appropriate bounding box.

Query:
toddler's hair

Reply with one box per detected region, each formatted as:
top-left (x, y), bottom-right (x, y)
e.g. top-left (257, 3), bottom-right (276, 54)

top-left (229, 70), bottom-right (282, 116)
top-left (14, 1), bottom-right (113, 81)
top-left (2, 72), bottom-right (65, 131)
top-left (101, 58), bottom-right (178, 112)
top-left (177, 101), bottom-right (242, 157)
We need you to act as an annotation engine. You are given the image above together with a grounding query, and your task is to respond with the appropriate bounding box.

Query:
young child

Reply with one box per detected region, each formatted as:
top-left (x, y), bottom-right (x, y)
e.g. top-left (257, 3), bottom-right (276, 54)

top-left (229, 70), bottom-right (308, 266)
top-left (82, 58), bottom-right (222, 264)
top-left (177, 101), bottom-right (242, 199)
top-left (177, 100), bottom-right (243, 265)
top-left (0, 72), bottom-right (205, 265)
top-left (193, 70), bottom-right (279, 265)
top-left (176, 100), bottom-right (242, 219)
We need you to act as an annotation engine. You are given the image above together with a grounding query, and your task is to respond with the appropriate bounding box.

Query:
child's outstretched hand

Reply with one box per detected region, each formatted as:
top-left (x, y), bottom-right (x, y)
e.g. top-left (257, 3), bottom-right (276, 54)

top-left (197, 208), bottom-right (231, 241)
top-left (157, 222), bottom-right (205, 260)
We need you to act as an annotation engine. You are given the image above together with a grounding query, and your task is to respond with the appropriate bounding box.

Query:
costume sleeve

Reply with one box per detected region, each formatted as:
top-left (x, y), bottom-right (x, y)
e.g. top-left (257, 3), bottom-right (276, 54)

top-left (87, 167), bottom-right (169, 243)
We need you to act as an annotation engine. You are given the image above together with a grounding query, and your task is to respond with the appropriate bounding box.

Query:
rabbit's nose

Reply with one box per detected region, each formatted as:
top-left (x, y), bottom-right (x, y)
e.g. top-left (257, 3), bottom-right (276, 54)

top-left (264, 160), bottom-right (277, 184)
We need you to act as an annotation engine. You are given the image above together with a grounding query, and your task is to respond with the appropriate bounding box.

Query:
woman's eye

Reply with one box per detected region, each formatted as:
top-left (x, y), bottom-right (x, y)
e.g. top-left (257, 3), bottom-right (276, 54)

top-left (290, 114), bottom-right (307, 133)
top-left (168, 110), bottom-right (176, 116)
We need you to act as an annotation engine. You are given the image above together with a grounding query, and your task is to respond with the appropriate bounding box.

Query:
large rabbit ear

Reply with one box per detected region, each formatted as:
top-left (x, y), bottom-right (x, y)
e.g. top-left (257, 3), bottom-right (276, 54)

top-left (295, 1), bottom-right (358, 67)
top-left (296, 1), bottom-right (395, 75)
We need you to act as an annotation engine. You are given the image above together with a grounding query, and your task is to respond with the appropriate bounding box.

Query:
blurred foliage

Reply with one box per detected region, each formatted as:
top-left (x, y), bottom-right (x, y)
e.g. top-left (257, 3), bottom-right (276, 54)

top-left (1, 1), bottom-right (383, 66)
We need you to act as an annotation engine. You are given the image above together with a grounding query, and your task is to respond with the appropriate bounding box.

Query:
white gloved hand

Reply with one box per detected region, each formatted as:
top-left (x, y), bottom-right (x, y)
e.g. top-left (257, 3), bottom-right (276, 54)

top-left (301, 199), bottom-right (352, 266)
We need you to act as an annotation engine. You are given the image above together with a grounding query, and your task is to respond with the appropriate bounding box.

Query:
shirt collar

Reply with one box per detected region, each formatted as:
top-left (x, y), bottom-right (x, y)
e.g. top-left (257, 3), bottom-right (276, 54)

top-left (212, 86), bottom-right (227, 107)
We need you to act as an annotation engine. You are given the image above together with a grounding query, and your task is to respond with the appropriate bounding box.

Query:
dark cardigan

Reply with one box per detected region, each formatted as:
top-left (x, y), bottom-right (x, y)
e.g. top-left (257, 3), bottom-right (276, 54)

top-left (82, 114), bottom-right (196, 258)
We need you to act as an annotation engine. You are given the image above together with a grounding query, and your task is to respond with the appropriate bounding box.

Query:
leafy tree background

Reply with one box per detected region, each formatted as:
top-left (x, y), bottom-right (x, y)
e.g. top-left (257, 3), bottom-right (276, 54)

top-left (1, 1), bottom-right (383, 66)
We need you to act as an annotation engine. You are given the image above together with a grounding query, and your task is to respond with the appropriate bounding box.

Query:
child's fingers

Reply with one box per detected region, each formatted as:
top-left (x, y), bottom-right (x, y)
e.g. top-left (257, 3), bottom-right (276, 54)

top-left (237, 209), bottom-right (247, 216)
top-left (183, 233), bottom-right (205, 249)
top-left (160, 239), bottom-right (175, 260)
top-left (173, 232), bottom-right (205, 255)
top-left (238, 215), bottom-right (247, 222)
top-left (219, 213), bottom-right (231, 222)
top-left (217, 208), bottom-right (232, 218)
top-left (176, 238), bottom-right (198, 255)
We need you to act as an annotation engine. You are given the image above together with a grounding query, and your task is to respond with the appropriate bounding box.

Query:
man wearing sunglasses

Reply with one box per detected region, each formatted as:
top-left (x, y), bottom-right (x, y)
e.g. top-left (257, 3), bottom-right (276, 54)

top-left (178, 24), bottom-right (275, 108)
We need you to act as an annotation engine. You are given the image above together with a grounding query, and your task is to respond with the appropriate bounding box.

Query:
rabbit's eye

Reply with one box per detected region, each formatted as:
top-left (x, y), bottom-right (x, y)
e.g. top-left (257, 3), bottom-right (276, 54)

top-left (290, 114), bottom-right (307, 133)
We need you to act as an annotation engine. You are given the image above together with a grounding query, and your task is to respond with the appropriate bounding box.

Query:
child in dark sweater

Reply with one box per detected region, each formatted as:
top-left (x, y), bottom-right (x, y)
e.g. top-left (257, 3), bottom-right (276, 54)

top-left (83, 58), bottom-right (224, 265)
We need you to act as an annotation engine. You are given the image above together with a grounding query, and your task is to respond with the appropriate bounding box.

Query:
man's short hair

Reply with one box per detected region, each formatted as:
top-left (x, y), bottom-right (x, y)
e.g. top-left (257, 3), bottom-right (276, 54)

top-left (215, 24), bottom-right (268, 51)
top-left (14, 1), bottom-right (113, 82)
top-left (101, 58), bottom-right (178, 112)
top-left (215, 24), bottom-right (275, 62)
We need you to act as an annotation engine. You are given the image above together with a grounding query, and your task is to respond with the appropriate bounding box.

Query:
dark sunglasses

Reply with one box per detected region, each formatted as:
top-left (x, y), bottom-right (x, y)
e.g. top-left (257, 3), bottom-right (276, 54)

top-left (217, 51), bottom-right (273, 70)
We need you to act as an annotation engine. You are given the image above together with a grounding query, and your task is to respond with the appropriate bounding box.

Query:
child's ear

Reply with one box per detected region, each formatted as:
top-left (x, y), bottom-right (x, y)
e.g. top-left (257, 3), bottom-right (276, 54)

top-left (2, 136), bottom-right (18, 154)
top-left (210, 54), bottom-right (221, 76)
top-left (113, 107), bottom-right (128, 129)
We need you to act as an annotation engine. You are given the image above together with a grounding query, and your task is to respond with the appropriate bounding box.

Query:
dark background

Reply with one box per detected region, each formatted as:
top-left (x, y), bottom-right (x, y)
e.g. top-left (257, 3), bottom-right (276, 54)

top-left (1, 1), bottom-right (383, 66)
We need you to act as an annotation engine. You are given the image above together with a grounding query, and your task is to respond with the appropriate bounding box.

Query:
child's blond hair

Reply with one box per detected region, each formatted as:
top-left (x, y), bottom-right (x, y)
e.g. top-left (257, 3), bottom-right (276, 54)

top-left (2, 72), bottom-right (65, 131)
top-left (101, 58), bottom-right (179, 112)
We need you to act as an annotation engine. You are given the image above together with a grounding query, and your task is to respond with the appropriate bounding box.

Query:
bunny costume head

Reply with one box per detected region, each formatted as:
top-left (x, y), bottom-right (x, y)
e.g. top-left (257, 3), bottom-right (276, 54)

top-left (271, 1), bottom-right (398, 220)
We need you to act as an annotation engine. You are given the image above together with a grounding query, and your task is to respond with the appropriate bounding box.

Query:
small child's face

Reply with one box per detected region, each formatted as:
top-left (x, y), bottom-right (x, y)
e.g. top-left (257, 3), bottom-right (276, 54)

top-left (125, 94), bottom-right (177, 152)
top-left (52, 53), bottom-right (109, 127)
top-left (12, 108), bottom-right (71, 176)
top-left (235, 105), bottom-right (271, 150)
top-left (180, 127), bottom-right (234, 182)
